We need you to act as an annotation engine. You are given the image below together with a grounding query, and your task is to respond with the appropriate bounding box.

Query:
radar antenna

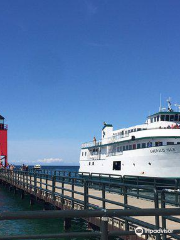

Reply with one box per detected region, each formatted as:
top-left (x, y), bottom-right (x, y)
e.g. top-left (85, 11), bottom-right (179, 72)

top-left (159, 93), bottom-right (162, 111)
top-left (174, 103), bottom-right (180, 112)
top-left (167, 97), bottom-right (173, 112)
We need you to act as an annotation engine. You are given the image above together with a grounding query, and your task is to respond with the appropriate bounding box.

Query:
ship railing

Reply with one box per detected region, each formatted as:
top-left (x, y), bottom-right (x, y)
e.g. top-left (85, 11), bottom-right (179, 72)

top-left (89, 151), bottom-right (123, 159)
top-left (109, 127), bottom-right (180, 144)
top-left (82, 140), bottom-right (102, 148)
top-left (90, 156), bottom-right (101, 160)
top-left (107, 151), bottom-right (123, 157)
top-left (81, 134), bottom-right (130, 148)
top-left (81, 126), bottom-right (180, 149)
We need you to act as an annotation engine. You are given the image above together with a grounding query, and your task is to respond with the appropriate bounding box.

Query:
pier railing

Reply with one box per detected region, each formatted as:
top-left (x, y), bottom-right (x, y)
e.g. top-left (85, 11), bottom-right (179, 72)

top-left (27, 169), bottom-right (180, 189)
top-left (1, 169), bottom-right (180, 205)
top-left (1, 169), bottom-right (180, 239)
top-left (0, 209), bottom-right (180, 240)
top-left (30, 169), bottom-right (180, 202)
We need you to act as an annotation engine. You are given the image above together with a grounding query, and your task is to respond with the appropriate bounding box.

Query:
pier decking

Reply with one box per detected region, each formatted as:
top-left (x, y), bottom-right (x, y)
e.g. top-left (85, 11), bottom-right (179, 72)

top-left (0, 169), bottom-right (180, 240)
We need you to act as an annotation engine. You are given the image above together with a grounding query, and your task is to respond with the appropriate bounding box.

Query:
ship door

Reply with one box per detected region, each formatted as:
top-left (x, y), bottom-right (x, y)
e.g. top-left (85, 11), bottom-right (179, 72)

top-left (113, 161), bottom-right (121, 171)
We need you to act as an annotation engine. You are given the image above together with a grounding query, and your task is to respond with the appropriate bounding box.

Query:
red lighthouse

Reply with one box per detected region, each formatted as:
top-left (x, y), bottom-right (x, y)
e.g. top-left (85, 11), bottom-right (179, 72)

top-left (0, 114), bottom-right (8, 167)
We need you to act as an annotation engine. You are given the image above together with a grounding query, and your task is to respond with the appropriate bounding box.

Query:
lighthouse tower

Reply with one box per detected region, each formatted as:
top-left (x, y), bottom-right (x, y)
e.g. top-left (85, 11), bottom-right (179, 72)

top-left (0, 114), bottom-right (8, 167)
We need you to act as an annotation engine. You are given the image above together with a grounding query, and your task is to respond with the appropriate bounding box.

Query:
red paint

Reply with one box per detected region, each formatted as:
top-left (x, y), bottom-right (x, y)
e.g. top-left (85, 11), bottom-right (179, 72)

top-left (0, 125), bottom-right (8, 167)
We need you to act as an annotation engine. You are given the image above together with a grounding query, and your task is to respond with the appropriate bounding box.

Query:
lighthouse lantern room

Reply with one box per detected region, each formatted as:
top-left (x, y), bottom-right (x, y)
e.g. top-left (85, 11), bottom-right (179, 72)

top-left (0, 114), bottom-right (8, 167)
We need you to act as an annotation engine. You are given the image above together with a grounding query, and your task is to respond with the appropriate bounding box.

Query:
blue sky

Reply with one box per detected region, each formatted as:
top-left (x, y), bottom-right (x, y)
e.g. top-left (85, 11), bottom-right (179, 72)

top-left (1, 0), bottom-right (180, 165)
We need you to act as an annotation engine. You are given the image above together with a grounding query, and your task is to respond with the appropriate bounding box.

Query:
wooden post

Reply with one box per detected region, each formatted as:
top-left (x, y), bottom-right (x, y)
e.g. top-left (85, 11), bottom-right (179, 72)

top-left (123, 186), bottom-right (129, 231)
top-left (52, 175), bottom-right (56, 201)
top-left (30, 195), bottom-right (34, 206)
top-left (64, 218), bottom-right (71, 230)
top-left (34, 173), bottom-right (37, 195)
top-left (61, 177), bottom-right (64, 207)
top-left (30, 174), bottom-right (32, 193)
top-left (46, 174), bottom-right (48, 200)
top-left (14, 187), bottom-right (17, 195)
top-left (137, 176), bottom-right (139, 199)
top-left (102, 183), bottom-right (106, 209)
top-left (23, 172), bottom-right (25, 188)
top-left (161, 191), bottom-right (166, 240)
top-left (154, 188), bottom-right (160, 240)
top-left (100, 217), bottom-right (108, 240)
top-left (84, 180), bottom-right (88, 209)
top-left (175, 179), bottom-right (178, 206)
top-left (71, 178), bottom-right (74, 209)
top-left (21, 190), bottom-right (24, 199)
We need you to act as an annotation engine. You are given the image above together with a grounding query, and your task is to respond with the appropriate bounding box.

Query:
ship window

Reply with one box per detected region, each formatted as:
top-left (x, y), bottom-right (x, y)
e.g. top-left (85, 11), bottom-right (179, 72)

top-left (137, 144), bottom-right (141, 149)
top-left (154, 117), bottom-right (156, 122)
top-left (157, 116), bottom-right (159, 121)
top-left (85, 152), bottom-right (86, 156)
top-left (167, 142), bottom-right (174, 145)
top-left (147, 141), bottom-right (152, 147)
top-left (123, 146), bottom-right (126, 151)
top-left (89, 162), bottom-right (91, 165)
top-left (166, 115), bottom-right (169, 121)
top-left (126, 145), bottom-right (128, 150)
top-left (151, 118), bottom-right (153, 123)
top-left (177, 142), bottom-right (180, 144)
top-left (92, 162), bottom-right (94, 165)
top-left (170, 115), bottom-right (174, 121)
top-left (129, 145), bottom-right (132, 150)
top-left (155, 142), bottom-right (163, 146)
top-left (161, 115), bottom-right (165, 121)
top-left (133, 144), bottom-right (136, 149)
top-left (82, 152), bottom-right (84, 156)
top-left (137, 128), bottom-right (141, 131)
top-left (142, 143), bottom-right (146, 148)
top-left (117, 146), bottom-right (122, 152)
top-left (113, 161), bottom-right (121, 170)
top-left (175, 114), bottom-right (178, 121)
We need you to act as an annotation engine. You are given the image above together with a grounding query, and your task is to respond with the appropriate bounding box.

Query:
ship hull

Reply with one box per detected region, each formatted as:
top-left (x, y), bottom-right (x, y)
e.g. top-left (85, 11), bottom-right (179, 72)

top-left (79, 145), bottom-right (180, 178)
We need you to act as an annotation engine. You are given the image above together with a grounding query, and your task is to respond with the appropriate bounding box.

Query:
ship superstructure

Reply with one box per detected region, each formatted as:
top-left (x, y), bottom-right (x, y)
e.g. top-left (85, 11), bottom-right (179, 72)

top-left (79, 99), bottom-right (180, 177)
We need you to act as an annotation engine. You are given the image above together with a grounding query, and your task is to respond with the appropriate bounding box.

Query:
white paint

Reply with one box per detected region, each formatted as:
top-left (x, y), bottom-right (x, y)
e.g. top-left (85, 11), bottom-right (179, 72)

top-left (80, 108), bottom-right (180, 178)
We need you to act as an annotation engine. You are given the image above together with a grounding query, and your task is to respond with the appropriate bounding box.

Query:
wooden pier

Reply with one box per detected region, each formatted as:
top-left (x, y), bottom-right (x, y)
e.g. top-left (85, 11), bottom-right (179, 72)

top-left (0, 169), bottom-right (180, 240)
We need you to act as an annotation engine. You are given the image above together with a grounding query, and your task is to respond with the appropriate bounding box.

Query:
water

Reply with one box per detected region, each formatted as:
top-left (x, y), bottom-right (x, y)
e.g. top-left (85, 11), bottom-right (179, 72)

top-left (15, 165), bottom-right (80, 174)
top-left (0, 166), bottom-right (101, 240)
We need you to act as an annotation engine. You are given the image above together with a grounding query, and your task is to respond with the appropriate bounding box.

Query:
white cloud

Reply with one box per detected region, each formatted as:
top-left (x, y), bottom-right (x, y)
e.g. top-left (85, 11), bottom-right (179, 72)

top-left (9, 139), bottom-right (80, 166)
top-left (37, 158), bottom-right (63, 164)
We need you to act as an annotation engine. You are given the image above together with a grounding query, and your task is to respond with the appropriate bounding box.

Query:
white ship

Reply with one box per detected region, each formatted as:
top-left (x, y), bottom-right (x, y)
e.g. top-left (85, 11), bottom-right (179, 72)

top-left (79, 98), bottom-right (180, 178)
top-left (33, 164), bottom-right (41, 170)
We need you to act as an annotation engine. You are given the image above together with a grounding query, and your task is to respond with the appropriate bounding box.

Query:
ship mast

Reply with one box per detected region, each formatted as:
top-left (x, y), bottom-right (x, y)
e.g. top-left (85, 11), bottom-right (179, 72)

top-left (167, 97), bottom-right (173, 112)
top-left (159, 93), bottom-right (162, 112)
